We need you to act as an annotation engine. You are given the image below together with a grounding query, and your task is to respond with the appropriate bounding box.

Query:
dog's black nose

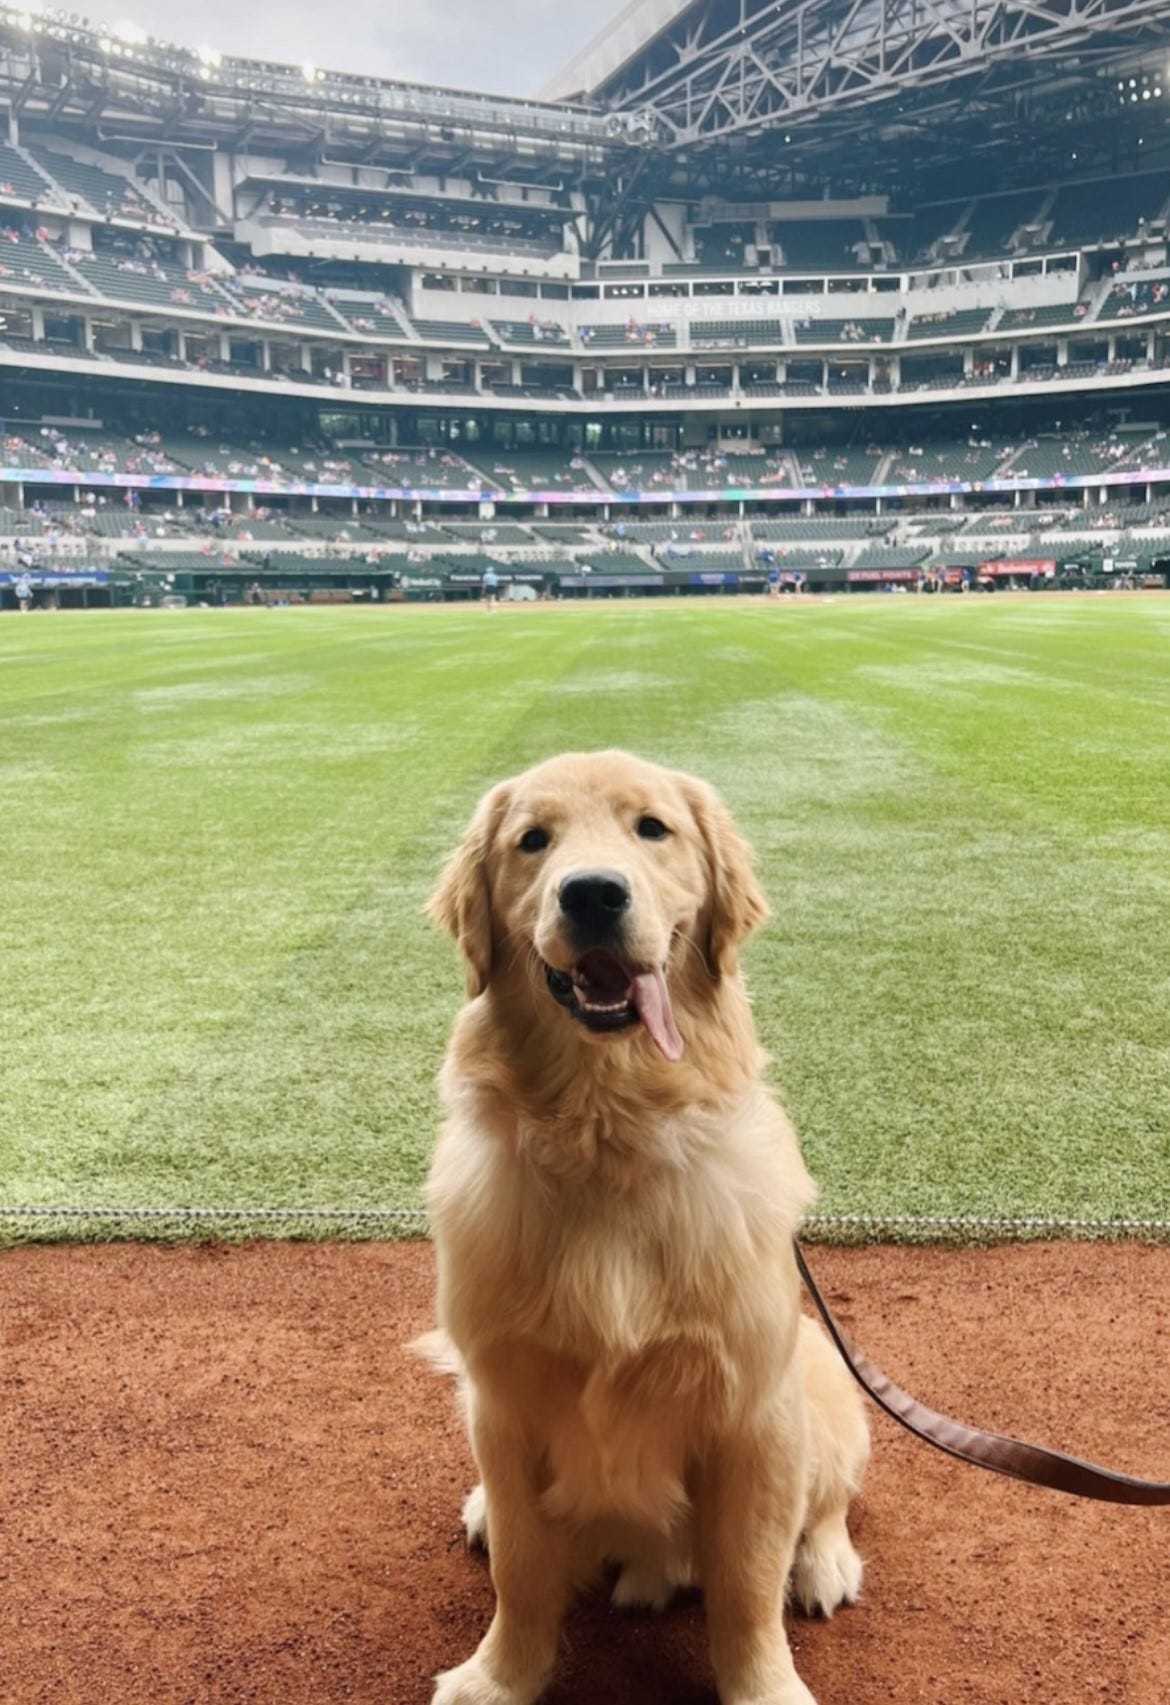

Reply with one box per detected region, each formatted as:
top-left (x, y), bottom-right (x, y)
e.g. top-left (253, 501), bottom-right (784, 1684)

top-left (559, 871), bottom-right (631, 938)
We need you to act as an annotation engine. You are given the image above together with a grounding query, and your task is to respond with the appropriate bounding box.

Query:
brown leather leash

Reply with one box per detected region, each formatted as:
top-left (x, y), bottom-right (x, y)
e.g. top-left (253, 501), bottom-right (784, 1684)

top-left (795, 1244), bottom-right (1170, 1505)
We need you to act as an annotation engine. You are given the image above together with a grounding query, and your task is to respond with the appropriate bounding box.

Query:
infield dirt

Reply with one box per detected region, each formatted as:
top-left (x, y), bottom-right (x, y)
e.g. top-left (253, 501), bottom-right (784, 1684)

top-left (1, 1239), bottom-right (1167, 1704)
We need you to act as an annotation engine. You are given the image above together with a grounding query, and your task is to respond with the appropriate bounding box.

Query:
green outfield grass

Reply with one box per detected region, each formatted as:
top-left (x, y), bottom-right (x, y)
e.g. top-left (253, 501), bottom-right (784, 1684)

top-left (2, 595), bottom-right (1168, 1243)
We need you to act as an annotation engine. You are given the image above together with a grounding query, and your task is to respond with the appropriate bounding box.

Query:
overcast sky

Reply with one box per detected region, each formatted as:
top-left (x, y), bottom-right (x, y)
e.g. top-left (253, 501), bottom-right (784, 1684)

top-left (90, 0), bottom-right (622, 97)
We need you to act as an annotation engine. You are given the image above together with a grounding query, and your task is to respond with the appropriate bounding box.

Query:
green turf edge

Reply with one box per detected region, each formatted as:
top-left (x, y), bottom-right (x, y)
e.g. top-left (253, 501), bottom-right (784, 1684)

top-left (2, 1209), bottom-right (1168, 1250)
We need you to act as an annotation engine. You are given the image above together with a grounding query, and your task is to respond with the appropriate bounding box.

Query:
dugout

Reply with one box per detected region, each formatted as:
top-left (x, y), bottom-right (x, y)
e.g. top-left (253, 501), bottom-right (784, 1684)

top-left (116, 558), bottom-right (403, 606)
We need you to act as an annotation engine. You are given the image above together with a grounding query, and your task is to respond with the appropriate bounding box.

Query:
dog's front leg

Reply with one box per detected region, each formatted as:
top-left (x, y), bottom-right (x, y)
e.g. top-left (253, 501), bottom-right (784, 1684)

top-left (434, 1394), bottom-right (570, 1705)
top-left (693, 1403), bottom-right (815, 1705)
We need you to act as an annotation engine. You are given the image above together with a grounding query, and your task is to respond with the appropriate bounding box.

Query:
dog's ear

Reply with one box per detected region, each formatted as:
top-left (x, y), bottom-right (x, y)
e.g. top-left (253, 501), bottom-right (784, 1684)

top-left (427, 784), bottom-right (508, 997)
top-left (682, 777), bottom-right (770, 976)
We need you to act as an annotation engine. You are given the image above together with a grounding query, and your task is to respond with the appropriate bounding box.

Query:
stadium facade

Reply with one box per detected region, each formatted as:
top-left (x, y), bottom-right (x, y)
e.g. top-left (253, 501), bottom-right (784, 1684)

top-left (2, 0), bottom-right (1170, 605)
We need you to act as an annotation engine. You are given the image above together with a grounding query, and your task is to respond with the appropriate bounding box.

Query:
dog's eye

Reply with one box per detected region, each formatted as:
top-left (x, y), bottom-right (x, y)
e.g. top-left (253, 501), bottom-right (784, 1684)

top-left (518, 827), bottom-right (550, 853)
top-left (636, 815), bottom-right (670, 841)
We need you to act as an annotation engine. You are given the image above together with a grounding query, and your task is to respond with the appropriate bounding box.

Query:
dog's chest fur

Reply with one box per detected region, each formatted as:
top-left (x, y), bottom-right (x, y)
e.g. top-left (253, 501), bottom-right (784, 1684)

top-left (430, 1084), bottom-right (810, 1527)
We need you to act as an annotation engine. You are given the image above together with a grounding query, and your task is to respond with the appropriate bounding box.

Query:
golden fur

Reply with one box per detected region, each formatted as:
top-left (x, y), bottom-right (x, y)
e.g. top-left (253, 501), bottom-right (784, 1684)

top-left (422, 751), bottom-right (868, 1705)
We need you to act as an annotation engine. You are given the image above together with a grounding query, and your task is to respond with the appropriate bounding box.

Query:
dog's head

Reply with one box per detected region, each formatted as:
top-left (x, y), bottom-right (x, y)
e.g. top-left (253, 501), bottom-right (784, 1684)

top-left (428, 751), bottom-right (768, 1061)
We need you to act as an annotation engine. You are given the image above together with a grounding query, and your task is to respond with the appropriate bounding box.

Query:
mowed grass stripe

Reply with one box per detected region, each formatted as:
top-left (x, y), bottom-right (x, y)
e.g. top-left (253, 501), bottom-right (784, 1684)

top-left (0, 599), bottom-right (1167, 1240)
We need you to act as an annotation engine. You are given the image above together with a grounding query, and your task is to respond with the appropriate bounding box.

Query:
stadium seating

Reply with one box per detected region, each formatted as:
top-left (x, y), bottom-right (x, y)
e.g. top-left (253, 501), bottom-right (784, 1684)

top-left (609, 521), bottom-right (738, 544)
top-left (750, 517), bottom-right (887, 541)
top-left (441, 521), bottom-right (535, 544)
top-left (580, 322), bottom-right (677, 349)
top-left (752, 546), bottom-right (844, 568)
top-left (259, 210), bottom-right (561, 260)
top-left (458, 451), bottom-right (600, 493)
top-left (719, 453), bottom-right (794, 487)
top-left (691, 318), bottom-right (784, 347)
top-left (117, 548), bottom-right (253, 570)
top-left (65, 244), bottom-right (225, 313)
top-left (906, 308), bottom-right (991, 340)
top-left (951, 508), bottom-right (1030, 534)
top-left (490, 319), bottom-right (569, 345)
top-left (771, 220), bottom-right (867, 270)
top-left (659, 549), bottom-right (744, 569)
top-left (215, 278), bottom-right (347, 333)
top-left (78, 508), bottom-right (174, 537)
top-left (1043, 174), bottom-right (1169, 251)
top-left (1006, 431), bottom-right (1158, 480)
top-left (1099, 279), bottom-right (1170, 321)
top-left (358, 448), bottom-right (483, 488)
top-left (327, 294), bottom-right (410, 338)
top-left (996, 302), bottom-right (1084, 332)
top-left (410, 318), bottom-right (492, 345)
top-left (530, 522), bottom-right (599, 543)
top-left (693, 223), bottom-right (753, 268)
top-left (962, 188), bottom-right (1047, 258)
top-left (154, 435), bottom-right (304, 480)
top-left (885, 440), bottom-right (1012, 483)
top-left (28, 147), bottom-right (172, 227)
top-left (873, 205), bottom-right (962, 264)
top-left (850, 544), bottom-right (929, 570)
top-left (285, 514), bottom-right (370, 540)
top-left (793, 317), bottom-right (894, 344)
top-left (584, 452), bottom-right (673, 492)
top-left (0, 226), bottom-right (87, 295)
top-left (796, 445), bottom-right (887, 486)
top-left (0, 141), bottom-right (59, 205)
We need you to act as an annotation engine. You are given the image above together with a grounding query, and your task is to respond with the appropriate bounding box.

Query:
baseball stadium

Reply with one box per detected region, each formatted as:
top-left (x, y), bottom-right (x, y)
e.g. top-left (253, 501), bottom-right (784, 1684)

top-left (1, 0), bottom-right (1169, 1699)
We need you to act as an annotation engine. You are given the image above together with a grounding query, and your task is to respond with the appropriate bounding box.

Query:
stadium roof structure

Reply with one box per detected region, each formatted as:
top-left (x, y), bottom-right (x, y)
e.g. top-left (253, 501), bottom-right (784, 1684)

top-left (547, 0), bottom-right (1170, 195)
top-left (1, 0), bottom-right (1168, 206)
top-left (542, 0), bottom-right (698, 102)
top-left (0, 5), bottom-right (650, 179)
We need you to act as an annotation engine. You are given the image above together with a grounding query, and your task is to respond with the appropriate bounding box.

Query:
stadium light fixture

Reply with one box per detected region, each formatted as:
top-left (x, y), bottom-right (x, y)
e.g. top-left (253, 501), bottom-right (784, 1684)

top-left (112, 19), bottom-right (148, 44)
top-left (196, 45), bottom-right (222, 68)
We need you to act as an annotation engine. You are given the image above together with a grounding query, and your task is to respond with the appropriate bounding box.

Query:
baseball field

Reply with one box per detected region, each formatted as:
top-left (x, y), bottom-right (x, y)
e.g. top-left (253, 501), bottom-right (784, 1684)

top-left (3, 594), bottom-right (1169, 1705)
top-left (3, 593), bottom-right (1168, 1240)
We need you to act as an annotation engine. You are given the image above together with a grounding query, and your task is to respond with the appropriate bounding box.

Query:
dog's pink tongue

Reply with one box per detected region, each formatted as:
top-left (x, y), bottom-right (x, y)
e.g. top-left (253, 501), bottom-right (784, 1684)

top-left (630, 968), bottom-right (684, 1062)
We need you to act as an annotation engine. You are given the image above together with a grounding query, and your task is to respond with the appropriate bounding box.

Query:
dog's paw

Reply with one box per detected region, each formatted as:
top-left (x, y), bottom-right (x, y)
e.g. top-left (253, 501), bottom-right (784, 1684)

top-left (724, 1682), bottom-right (817, 1705)
top-left (610, 1561), bottom-right (674, 1613)
top-left (790, 1517), bottom-right (863, 1618)
top-left (461, 1483), bottom-right (488, 1551)
top-left (432, 1657), bottom-right (531, 1705)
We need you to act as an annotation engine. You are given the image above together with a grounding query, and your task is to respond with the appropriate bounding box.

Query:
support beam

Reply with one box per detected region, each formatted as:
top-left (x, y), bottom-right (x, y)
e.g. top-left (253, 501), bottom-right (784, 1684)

top-left (603, 0), bottom-right (1170, 151)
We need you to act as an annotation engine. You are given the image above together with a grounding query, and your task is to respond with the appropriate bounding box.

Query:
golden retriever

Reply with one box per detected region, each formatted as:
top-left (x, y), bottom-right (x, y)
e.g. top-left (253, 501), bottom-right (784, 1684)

top-left (422, 751), bottom-right (868, 1705)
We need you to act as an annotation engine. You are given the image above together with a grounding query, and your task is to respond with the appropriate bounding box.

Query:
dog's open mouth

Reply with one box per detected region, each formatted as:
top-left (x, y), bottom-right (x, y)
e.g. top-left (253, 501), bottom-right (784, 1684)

top-left (544, 949), bottom-right (684, 1061)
